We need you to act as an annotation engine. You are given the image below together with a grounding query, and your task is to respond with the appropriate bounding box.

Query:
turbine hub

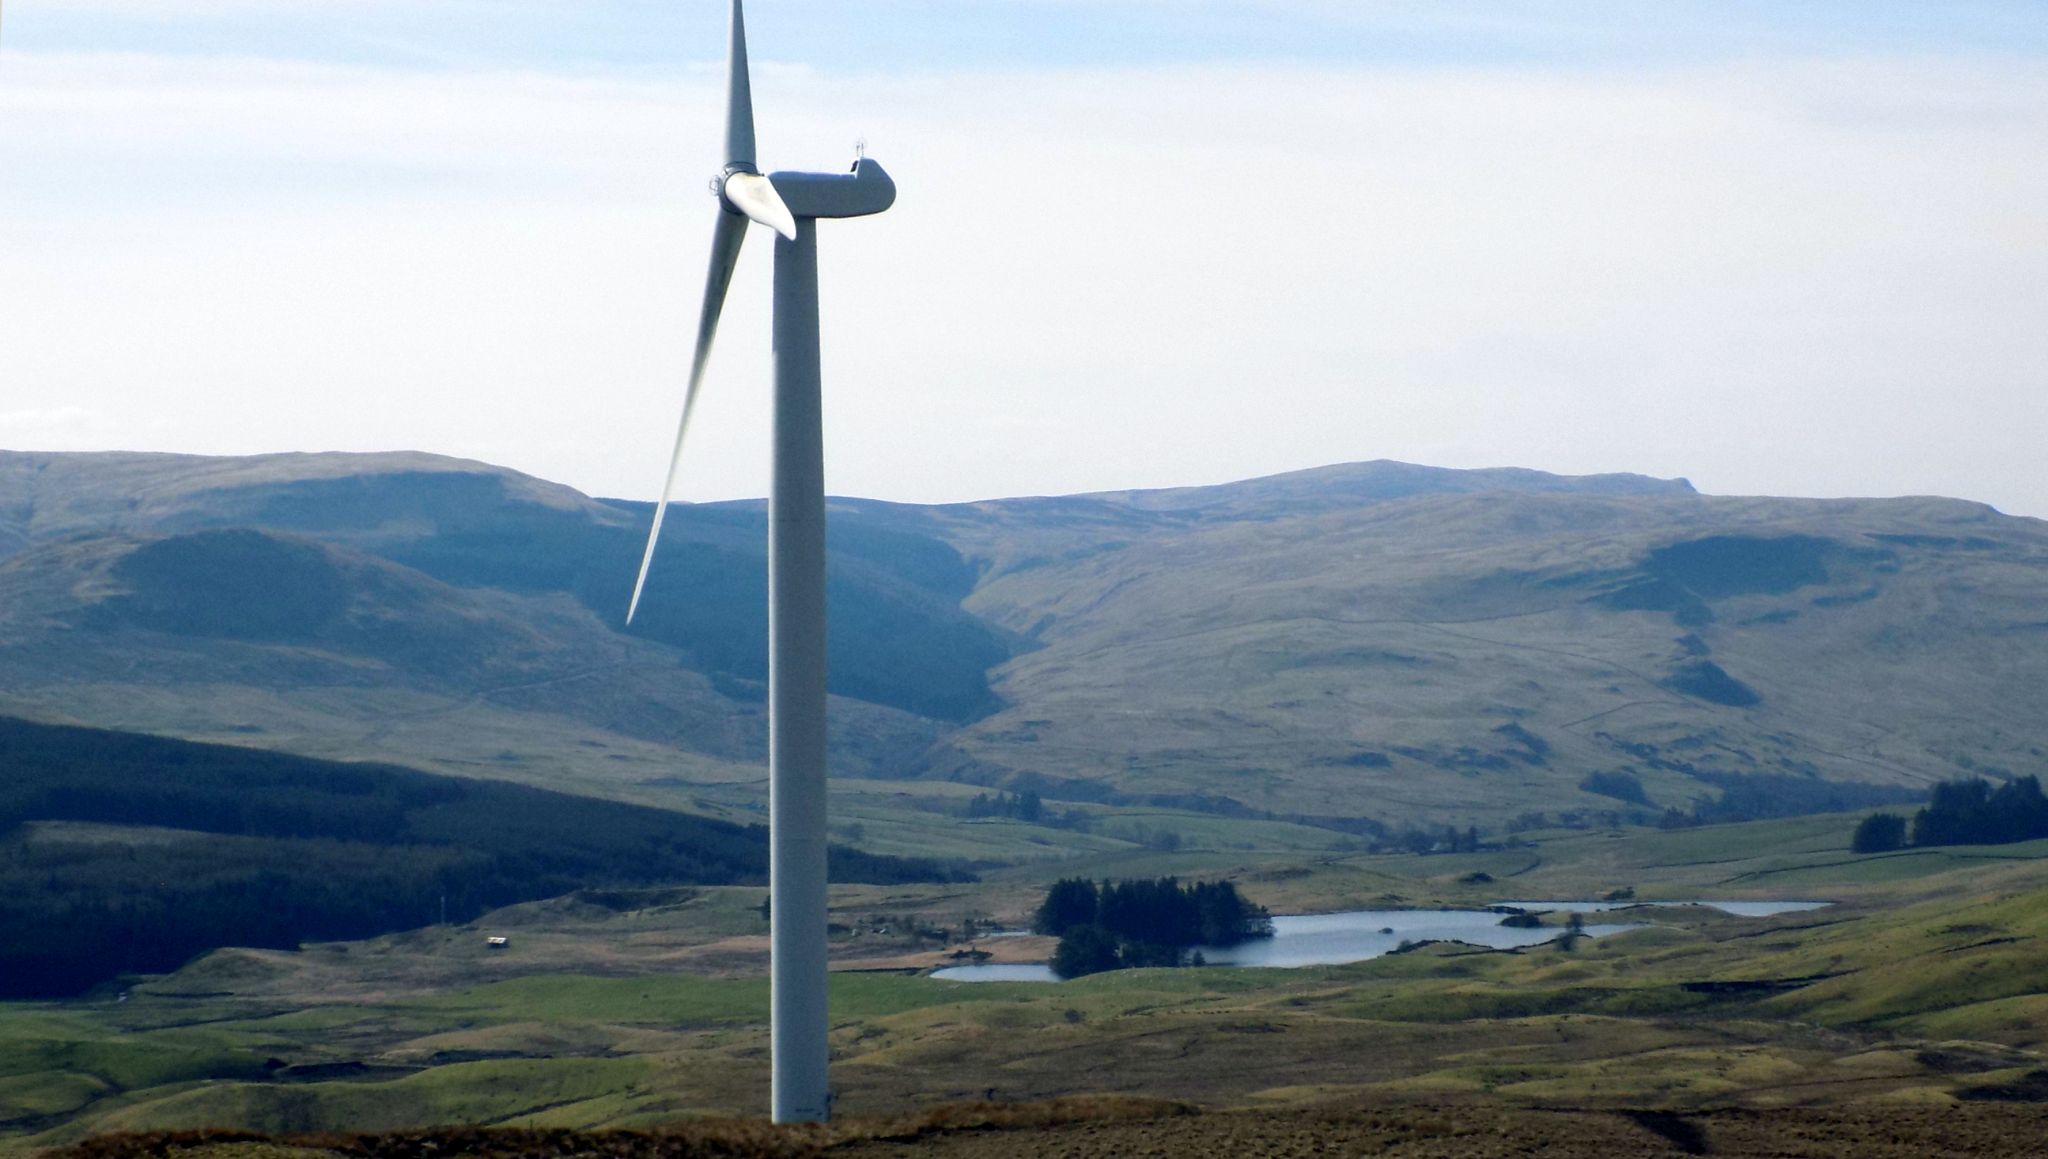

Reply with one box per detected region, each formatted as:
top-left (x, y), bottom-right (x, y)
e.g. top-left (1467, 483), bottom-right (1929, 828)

top-left (712, 165), bottom-right (763, 212)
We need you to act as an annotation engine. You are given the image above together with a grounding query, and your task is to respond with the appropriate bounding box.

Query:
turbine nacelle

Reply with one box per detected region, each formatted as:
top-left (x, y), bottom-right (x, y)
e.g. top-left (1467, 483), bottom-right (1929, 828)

top-left (767, 158), bottom-right (896, 220)
top-left (712, 160), bottom-right (895, 242)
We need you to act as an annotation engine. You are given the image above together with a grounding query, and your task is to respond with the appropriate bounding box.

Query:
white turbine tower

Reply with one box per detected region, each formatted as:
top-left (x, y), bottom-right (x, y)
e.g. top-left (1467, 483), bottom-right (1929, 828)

top-left (626, 0), bottom-right (894, 1125)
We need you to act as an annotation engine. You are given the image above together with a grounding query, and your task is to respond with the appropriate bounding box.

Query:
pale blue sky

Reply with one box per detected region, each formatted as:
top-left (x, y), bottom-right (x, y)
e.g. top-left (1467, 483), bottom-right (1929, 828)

top-left (16, 2), bottom-right (2048, 71)
top-left (2, 2), bottom-right (2045, 516)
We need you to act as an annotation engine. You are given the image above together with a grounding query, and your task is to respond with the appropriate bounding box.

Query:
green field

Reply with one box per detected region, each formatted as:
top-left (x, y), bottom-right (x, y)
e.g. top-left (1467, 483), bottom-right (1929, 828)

top-left (7, 807), bottom-right (2048, 1152)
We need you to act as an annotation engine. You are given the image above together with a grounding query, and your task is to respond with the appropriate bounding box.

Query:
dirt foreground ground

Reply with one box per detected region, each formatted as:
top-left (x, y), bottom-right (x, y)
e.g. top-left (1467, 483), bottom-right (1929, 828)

top-left (45, 1098), bottom-right (2048, 1159)
top-left (832, 1102), bottom-right (2048, 1158)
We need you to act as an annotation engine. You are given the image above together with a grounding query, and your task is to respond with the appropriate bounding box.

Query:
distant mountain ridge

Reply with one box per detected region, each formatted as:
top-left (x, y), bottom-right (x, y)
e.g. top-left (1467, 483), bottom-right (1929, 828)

top-left (1086, 459), bottom-right (1697, 516)
top-left (1, 449), bottom-right (2043, 830)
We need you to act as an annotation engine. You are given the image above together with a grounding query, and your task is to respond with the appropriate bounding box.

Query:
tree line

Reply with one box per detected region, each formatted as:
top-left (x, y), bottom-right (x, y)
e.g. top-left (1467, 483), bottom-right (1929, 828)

top-left (1853, 775), bottom-right (2048, 854)
top-left (1032, 877), bottom-right (1271, 979)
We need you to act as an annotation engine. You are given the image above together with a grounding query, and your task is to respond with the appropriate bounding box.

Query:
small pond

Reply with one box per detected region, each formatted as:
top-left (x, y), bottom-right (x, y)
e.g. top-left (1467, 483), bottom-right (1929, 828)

top-left (930, 899), bottom-right (1830, 983)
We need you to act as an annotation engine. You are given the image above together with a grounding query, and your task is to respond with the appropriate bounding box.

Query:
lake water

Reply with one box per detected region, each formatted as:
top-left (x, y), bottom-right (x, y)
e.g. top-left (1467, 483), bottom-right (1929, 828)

top-left (930, 899), bottom-right (1830, 983)
top-left (931, 907), bottom-right (1645, 983)
top-left (1494, 899), bottom-right (1830, 917)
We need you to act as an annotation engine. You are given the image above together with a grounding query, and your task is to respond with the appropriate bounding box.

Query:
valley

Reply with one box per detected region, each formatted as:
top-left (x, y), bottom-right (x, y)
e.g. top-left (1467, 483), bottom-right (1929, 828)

top-left (9, 810), bottom-right (2048, 1151)
top-left (4, 451), bottom-right (2048, 1153)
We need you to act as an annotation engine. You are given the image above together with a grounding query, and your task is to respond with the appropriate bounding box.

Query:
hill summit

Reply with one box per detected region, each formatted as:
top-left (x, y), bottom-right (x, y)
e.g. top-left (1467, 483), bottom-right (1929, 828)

top-left (1, 449), bottom-right (2043, 831)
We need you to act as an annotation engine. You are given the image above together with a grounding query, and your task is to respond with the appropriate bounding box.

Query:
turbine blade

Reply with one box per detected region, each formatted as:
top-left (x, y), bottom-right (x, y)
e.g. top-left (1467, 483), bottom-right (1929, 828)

top-left (627, 208), bottom-right (749, 625)
top-left (724, 171), bottom-right (798, 241)
top-left (726, 0), bottom-right (756, 168)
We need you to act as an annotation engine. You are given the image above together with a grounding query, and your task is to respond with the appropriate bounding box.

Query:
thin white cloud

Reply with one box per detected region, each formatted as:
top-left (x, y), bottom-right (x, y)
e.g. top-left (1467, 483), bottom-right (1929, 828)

top-left (0, 406), bottom-right (95, 436)
top-left (0, 47), bottom-right (2044, 516)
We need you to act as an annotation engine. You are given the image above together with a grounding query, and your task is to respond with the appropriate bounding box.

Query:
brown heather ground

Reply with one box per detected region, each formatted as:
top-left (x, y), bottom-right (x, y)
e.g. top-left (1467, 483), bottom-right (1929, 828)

top-left (42, 1098), bottom-right (2048, 1159)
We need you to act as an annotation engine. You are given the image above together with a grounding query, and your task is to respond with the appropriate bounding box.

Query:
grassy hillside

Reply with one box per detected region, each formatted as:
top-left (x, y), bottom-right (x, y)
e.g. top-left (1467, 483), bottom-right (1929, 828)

top-left (4, 451), bottom-right (2047, 834)
top-left (0, 450), bottom-right (1010, 760)
top-left (0, 716), bottom-right (964, 999)
top-left (7, 809), bottom-right (2048, 1150)
top-left (5, 453), bottom-right (2048, 1154)
top-left (913, 479), bottom-right (2048, 825)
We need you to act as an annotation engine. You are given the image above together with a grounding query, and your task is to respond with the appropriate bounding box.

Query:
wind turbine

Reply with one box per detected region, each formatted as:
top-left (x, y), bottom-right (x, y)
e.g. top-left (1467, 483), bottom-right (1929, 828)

top-left (626, 0), bottom-right (894, 1125)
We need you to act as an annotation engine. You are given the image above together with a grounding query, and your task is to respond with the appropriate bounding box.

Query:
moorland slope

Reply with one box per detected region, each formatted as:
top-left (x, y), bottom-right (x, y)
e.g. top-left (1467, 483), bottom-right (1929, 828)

top-left (0, 715), bottom-right (961, 998)
top-left (913, 469), bottom-right (2048, 824)
top-left (2, 450), bottom-right (2045, 830)
top-left (13, 810), bottom-right (2048, 1150)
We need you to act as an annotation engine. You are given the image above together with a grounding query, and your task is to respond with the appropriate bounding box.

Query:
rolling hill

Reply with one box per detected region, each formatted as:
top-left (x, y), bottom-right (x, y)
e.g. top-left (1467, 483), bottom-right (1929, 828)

top-left (0, 714), bottom-right (965, 999)
top-left (910, 473), bottom-right (2048, 826)
top-left (2, 449), bottom-right (2044, 833)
